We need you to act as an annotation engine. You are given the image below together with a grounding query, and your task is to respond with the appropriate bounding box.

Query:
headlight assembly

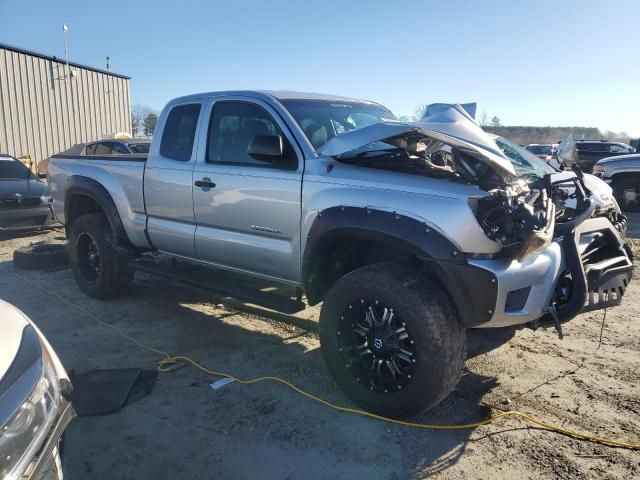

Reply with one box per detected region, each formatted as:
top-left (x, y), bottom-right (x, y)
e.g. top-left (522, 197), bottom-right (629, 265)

top-left (516, 201), bottom-right (555, 262)
top-left (0, 345), bottom-right (61, 480)
top-left (592, 164), bottom-right (606, 177)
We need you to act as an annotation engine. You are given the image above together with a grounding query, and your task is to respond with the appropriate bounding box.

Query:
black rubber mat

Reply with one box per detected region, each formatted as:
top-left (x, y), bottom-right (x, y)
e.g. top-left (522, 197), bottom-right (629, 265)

top-left (70, 368), bottom-right (157, 416)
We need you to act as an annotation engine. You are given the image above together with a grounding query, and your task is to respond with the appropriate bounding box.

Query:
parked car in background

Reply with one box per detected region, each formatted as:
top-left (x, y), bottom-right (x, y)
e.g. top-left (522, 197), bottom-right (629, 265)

top-left (48, 92), bottom-right (632, 418)
top-left (81, 138), bottom-right (151, 155)
top-left (574, 140), bottom-right (635, 171)
top-left (593, 153), bottom-right (640, 210)
top-left (525, 143), bottom-right (560, 168)
top-left (0, 154), bottom-right (56, 232)
top-left (525, 143), bottom-right (556, 159)
top-left (0, 299), bottom-right (75, 480)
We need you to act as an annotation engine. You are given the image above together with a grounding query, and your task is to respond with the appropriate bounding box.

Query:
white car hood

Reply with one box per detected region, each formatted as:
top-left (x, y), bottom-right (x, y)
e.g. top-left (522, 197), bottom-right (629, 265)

top-left (317, 104), bottom-right (517, 179)
top-left (0, 299), bottom-right (30, 380)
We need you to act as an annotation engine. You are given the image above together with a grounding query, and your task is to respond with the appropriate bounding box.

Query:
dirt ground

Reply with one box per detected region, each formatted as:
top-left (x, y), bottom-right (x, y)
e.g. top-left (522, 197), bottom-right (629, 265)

top-left (1, 225), bottom-right (639, 480)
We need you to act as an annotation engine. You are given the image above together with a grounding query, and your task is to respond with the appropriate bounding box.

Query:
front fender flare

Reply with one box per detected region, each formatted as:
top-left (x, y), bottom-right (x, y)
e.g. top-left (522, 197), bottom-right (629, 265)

top-left (302, 206), bottom-right (498, 327)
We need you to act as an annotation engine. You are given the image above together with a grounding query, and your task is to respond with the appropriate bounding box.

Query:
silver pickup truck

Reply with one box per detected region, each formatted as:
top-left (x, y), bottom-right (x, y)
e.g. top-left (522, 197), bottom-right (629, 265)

top-left (48, 91), bottom-right (633, 418)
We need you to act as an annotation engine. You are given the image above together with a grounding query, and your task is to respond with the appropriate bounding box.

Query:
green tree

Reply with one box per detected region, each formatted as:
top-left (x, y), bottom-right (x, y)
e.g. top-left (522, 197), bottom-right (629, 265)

top-left (490, 116), bottom-right (501, 127)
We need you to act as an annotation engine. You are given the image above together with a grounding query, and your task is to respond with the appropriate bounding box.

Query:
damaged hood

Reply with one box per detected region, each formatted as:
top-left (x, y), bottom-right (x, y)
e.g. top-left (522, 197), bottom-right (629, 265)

top-left (316, 103), bottom-right (517, 179)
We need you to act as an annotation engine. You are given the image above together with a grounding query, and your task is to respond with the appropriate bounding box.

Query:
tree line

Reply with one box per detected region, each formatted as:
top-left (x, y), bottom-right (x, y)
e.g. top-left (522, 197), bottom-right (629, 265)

top-left (131, 104), bottom-right (159, 137)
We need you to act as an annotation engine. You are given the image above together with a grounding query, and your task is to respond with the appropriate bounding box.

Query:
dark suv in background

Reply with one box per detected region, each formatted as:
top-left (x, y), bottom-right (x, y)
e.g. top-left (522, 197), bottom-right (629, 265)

top-left (575, 140), bottom-right (635, 171)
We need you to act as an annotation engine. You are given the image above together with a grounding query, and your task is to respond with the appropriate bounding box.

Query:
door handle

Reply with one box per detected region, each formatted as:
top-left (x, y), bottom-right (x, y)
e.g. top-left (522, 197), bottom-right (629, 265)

top-left (194, 178), bottom-right (216, 189)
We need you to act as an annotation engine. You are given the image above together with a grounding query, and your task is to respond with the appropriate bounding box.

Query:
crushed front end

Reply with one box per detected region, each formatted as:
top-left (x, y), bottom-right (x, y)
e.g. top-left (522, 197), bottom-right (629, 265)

top-left (469, 167), bottom-right (633, 330)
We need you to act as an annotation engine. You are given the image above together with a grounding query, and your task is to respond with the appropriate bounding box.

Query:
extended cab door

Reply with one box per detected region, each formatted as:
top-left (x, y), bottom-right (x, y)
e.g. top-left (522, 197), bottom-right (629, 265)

top-left (192, 97), bottom-right (304, 283)
top-left (144, 101), bottom-right (204, 256)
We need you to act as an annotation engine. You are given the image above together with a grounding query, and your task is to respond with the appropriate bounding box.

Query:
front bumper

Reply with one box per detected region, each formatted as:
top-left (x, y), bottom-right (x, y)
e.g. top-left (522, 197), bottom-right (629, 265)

top-left (468, 216), bottom-right (633, 328)
top-left (21, 401), bottom-right (75, 480)
top-left (0, 205), bottom-right (56, 231)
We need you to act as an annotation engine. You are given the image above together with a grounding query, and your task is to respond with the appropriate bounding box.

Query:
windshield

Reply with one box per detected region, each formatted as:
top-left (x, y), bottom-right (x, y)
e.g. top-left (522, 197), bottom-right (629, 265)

top-left (526, 145), bottom-right (552, 155)
top-left (128, 142), bottom-right (150, 154)
top-left (495, 137), bottom-right (555, 179)
top-left (281, 99), bottom-right (396, 150)
top-left (0, 155), bottom-right (31, 179)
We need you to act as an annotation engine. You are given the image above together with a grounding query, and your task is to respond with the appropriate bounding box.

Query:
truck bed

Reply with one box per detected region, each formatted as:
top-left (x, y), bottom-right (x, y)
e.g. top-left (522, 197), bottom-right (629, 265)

top-left (48, 153), bottom-right (151, 248)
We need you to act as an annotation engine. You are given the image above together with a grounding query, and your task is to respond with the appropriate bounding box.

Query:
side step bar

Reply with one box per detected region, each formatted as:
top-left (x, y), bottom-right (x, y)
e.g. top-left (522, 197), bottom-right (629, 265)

top-left (132, 256), bottom-right (306, 315)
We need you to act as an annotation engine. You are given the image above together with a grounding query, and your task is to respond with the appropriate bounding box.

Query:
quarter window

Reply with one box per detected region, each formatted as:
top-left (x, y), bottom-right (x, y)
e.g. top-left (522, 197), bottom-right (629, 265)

top-left (160, 103), bottom-right (201, 161)
top-left (94, 142), bottom-right (113, 155)
top-left (110, 142), bottom-right (129, 154)
top-left (206, 101), bottom-right (295, 168)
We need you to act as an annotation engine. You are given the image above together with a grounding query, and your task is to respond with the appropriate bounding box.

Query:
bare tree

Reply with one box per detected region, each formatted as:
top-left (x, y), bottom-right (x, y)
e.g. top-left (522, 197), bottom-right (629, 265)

top-left (479, 111), bottom-right (489, 127)
top-left (131, 113), bottom-right (141, 137)
top-left (414, 103), bottom-right (428, 121)
top-left (132, 104), bottom-right (154, 137)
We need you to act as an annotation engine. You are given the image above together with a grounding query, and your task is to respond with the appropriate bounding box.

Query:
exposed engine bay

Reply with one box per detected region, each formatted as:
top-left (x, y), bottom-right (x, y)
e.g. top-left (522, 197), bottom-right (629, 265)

top-left (336, 132), bottom-right (627, 262)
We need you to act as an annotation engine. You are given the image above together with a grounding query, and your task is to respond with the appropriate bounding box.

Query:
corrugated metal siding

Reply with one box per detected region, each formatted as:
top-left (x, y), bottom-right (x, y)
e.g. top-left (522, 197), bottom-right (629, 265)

top-left (0, 46), bottom-right (131, 171)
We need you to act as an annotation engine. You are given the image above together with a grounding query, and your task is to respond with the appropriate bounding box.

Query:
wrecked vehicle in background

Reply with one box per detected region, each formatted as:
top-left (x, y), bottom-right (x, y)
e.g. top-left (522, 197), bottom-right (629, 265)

top-left (48, 91), bottom-right (633, 418)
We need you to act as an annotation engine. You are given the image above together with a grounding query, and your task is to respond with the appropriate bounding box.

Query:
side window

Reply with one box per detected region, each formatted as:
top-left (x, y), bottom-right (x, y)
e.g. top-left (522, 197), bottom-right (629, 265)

top-left (84, 144), bottom-right (97, 155)
top-left (206, 101), bottom-right (296, 168)
top-left (160, 103), bottom-right (201, 161)
top-left (608, 144), bottom-right (625, 153)
top-left (578, 143), bottom-right (597, 152)
top-left (110, 142), bottom-right (129, 154)
top-left (94, 142), bottom-right (113, 155)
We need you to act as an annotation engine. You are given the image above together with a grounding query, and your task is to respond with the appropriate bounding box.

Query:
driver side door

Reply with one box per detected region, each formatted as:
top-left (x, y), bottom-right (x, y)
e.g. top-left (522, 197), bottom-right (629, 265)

top-left (192, 98), bottom-right (304, 283)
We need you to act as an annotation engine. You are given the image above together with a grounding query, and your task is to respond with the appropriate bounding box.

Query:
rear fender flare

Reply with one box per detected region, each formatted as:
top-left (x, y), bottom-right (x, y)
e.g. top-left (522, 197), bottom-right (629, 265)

top-left (64, 175), bottom-right (130, 246)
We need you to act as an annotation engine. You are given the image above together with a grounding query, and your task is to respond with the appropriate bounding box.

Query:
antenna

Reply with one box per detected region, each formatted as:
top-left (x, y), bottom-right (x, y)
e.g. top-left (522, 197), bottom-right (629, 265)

top-left (106, 56), bottom-right (111, 71)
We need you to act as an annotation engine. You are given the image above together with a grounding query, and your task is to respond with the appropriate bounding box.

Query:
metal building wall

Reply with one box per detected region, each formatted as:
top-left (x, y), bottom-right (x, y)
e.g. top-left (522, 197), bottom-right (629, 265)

top-left (0, 45), bottom-right (131, 171)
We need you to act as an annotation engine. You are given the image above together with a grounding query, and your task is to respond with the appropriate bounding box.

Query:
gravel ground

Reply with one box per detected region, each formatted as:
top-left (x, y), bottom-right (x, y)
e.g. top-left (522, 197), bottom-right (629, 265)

top-left (1, 225), bottom-right (639, 479)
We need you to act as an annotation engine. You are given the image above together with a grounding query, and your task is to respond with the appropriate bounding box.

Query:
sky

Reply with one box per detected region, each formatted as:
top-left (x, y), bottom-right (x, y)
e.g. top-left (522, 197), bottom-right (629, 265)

top-left (1, 0), bottom-right (639, 135)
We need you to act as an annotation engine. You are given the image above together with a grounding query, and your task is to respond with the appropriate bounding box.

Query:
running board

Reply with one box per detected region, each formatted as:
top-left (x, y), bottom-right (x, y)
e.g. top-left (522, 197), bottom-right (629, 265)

top-left (132, 256), bottom-right (306, 315)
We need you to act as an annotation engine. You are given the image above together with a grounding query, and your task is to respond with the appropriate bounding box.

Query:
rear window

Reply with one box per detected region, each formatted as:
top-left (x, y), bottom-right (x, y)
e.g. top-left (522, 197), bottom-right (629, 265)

top-left (160, 104), bottom-right (201, 161)
top-left (526, 145), bottom-right (552, 155)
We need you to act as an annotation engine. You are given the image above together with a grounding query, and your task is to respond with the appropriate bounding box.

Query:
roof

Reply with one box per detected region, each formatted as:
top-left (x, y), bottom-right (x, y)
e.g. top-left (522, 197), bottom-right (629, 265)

top-left (0, 42), bottom-right (130, 80)
top-left (171, 90), bottom-right (378, 105)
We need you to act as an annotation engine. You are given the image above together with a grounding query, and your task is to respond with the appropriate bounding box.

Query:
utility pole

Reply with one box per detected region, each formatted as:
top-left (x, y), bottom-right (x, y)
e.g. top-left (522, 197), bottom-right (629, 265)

top-left (63, 22), bottom-right (70, 78)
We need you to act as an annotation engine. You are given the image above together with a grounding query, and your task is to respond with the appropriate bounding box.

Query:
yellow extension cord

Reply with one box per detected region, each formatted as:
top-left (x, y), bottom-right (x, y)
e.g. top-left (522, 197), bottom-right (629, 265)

top-left (3, 267), bottom-right (639, 451)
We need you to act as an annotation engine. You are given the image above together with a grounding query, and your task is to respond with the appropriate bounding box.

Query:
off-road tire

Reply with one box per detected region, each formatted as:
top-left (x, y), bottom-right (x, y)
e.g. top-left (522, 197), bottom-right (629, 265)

top-left (13, 243), bottom-right (69, 270)
top-left (612, 176), bottom-right (640, 212)
top-left (68, 213), bottom-right (133, 298)
top-left (319, 262), bottom-right (466, 418)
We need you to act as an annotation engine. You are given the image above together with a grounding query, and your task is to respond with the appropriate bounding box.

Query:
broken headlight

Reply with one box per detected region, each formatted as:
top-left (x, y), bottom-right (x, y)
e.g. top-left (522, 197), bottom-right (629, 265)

top-left (473, 187), bottom-right (556, 261)
top-left (0, 345), bottom-right (61, 480)
top-left (516, 200), bottom-right (555, 261)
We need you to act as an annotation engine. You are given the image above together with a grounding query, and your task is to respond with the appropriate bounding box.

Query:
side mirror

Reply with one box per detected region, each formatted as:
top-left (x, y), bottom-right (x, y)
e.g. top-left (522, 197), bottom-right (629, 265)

top-left (247, 134), bottom-right (284, 163)
top-left (38, 172), bottom-right (48, 179)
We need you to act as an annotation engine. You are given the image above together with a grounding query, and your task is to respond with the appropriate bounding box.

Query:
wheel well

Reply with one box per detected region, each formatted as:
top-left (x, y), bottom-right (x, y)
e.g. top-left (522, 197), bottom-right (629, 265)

top-left (304, 234), bottom-right (428, 305)
top-left (66, 193), bottom-right (105, 233)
